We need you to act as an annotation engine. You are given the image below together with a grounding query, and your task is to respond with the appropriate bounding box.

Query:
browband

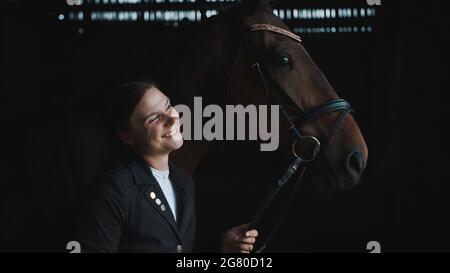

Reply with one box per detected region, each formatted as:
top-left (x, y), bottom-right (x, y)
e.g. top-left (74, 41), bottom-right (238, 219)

top-left (249, 23), bottom-right (302, 43)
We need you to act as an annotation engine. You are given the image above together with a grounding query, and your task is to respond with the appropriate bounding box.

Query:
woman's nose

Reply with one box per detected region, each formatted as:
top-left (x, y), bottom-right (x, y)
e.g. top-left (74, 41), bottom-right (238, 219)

top-left (165, 107), bottom-right (179, 126)
top-left (170, 107), bottom-right (180, 119)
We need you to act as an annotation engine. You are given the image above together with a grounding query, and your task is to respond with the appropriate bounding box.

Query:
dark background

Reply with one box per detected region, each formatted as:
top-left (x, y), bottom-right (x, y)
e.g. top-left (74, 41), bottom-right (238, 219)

top-left (1, 0), bottom-right (449, 252)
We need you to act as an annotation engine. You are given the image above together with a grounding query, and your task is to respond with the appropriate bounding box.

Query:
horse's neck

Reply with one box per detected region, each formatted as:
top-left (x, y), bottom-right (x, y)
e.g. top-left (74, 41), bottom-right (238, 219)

top-left (169, 72), bottom-right (231, 174)
top-left (168, 18), bottom-right (237, 175)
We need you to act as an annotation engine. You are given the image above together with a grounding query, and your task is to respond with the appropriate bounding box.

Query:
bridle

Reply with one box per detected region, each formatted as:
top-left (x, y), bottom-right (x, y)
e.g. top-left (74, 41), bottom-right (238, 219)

top-left (230, 23), bottom-right (353, 252)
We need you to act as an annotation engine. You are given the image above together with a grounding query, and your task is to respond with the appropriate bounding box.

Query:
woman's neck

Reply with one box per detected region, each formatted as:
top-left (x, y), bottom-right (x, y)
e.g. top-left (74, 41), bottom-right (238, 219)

top-left (141, 153), bottom-right (169, 171)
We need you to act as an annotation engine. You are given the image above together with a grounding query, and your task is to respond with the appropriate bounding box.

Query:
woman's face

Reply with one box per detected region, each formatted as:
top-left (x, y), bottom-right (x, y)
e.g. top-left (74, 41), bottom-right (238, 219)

top-left (122, 87), bottom-right (183, 156)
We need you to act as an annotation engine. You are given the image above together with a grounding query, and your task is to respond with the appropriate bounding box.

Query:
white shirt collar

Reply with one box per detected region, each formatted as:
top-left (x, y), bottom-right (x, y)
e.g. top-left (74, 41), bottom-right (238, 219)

top-left (150, 166), bottom-right (170, 180)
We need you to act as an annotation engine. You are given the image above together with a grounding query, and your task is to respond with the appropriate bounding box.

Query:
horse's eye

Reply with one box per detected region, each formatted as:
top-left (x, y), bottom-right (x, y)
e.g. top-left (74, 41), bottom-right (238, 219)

top-left (275, 55), bottom-right (293, 69)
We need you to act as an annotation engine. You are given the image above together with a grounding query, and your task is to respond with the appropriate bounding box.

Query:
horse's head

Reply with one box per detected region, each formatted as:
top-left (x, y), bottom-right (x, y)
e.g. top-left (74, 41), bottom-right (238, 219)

top-left (226, 0), bottom-right (368, 190)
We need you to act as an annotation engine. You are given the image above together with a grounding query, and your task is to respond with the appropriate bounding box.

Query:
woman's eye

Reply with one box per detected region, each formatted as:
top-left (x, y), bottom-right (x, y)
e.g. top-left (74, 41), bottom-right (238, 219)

top-left (148, 116), bottom-right (159, 123)
top-left (166, 104), bottom-right (172, 111)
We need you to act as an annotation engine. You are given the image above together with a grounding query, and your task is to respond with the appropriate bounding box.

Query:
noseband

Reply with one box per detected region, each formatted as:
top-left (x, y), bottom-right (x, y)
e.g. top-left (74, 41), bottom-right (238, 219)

top-left (236, 23), bottom-right (353, 252)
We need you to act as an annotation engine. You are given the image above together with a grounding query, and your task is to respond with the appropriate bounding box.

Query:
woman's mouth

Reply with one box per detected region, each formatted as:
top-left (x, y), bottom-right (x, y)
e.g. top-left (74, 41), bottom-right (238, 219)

top-left (163, 127), bottom-right (177, 138)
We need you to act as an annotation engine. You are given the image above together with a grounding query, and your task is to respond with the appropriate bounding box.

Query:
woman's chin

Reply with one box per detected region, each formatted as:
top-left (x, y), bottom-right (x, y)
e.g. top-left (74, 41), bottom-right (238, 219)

top-left (165, 133), bottom-right (184, 151)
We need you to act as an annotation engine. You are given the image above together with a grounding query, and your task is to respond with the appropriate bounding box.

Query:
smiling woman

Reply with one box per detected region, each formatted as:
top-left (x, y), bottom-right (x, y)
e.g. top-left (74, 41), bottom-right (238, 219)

top-left (115, 82), bottom-right (184, 170)
top-left (77, 79), bottom-right (258, 253)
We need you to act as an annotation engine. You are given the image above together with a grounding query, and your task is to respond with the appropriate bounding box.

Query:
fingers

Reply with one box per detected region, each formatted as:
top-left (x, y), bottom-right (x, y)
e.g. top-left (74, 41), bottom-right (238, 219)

top-left (222, 224), bottom-right (259, 253)
top-left (239, 243), bottom-right (253, 253)
top-left (238, 229), bottom-right (258, 241)
top-left (239, 236), bottom-right (256, 244)
top-left (238, 228), bottom-right (258, 239)
top-left (244, 229), bottom-right (258, 238)
top-left (238, 229), bottom-right (258, 253)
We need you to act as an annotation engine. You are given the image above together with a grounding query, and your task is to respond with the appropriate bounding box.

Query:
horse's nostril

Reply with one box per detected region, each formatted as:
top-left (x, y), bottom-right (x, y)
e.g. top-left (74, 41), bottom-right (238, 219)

top-left (347, 150), bottom-right (365, 175)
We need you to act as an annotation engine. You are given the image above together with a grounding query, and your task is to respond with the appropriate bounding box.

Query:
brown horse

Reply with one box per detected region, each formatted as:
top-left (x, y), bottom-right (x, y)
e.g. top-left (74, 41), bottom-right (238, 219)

top-left (170, 0), bottom-right (368, 188)
top-left (166, 0), bottom-right (368, 251)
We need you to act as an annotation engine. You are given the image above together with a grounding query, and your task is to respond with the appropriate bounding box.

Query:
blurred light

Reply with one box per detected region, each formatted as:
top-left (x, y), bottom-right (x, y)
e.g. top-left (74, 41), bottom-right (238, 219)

top-left (279, 9), bottom-right (285, 20)
top-left (286, 9), bottom-right (291, 20)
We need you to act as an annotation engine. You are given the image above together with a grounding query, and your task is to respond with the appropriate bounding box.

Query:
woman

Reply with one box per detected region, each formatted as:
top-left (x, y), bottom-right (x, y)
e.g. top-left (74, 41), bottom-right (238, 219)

top-left (78, 80), bottom-right (258, 253)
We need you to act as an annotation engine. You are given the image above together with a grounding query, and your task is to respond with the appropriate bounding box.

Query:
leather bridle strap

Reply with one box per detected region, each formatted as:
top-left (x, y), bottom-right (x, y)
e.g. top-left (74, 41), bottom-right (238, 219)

top-left (237, 23), bottom-right (353, 252)
top-left (250, 23), bottom-right (303, 43)
top-left (239, 27), bottom-right (303, 140)
top-left (295, 99), bottom-right (352, 128)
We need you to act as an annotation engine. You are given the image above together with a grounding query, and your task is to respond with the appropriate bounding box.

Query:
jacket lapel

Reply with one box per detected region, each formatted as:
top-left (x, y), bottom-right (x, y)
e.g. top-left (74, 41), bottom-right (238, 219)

top-left (125, 155), bottom-right (181, 243)
top-left (169, 164), bottom-right (190, 235)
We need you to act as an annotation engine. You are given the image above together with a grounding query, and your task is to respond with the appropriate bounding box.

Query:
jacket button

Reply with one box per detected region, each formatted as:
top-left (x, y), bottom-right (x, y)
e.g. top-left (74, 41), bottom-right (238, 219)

top-left (176, 245), bottom-right (183, 253)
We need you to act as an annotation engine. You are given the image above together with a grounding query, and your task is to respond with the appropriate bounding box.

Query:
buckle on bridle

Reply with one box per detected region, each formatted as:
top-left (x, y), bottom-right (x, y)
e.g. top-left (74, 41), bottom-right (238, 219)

top-left (292, 136), bottom-right (321, 162)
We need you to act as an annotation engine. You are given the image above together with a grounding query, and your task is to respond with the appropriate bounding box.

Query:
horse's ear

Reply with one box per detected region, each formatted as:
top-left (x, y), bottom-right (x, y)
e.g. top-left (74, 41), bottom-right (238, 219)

top-left (241, 0), bottom-right (275, 14)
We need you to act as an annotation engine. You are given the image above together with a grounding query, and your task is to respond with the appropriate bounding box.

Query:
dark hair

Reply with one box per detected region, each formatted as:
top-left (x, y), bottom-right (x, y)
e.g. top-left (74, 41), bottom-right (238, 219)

top-left (109, 79), bottom-right (157, 134)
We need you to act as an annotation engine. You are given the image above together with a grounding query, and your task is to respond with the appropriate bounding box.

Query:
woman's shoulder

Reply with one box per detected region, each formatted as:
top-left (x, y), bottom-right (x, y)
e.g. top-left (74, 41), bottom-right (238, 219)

top-left (101, 163), bottom-right (134, 182)
top-left (87, 162), bottom-right (134, 195)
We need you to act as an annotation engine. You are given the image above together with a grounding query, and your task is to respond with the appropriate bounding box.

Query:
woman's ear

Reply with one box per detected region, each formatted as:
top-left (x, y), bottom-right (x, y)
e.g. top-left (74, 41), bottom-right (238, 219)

top-left (118, 130), bottom-right (135, 146)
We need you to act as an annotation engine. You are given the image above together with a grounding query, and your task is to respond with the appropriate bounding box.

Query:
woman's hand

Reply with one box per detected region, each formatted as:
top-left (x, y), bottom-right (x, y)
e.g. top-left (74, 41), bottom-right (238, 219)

top-left (221, 223), bottom-right (258, 253)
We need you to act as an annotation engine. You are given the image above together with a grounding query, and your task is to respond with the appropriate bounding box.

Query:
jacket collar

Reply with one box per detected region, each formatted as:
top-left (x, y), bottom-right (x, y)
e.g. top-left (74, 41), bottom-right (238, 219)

top-left (124, 152), bottom-right (190, 243)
